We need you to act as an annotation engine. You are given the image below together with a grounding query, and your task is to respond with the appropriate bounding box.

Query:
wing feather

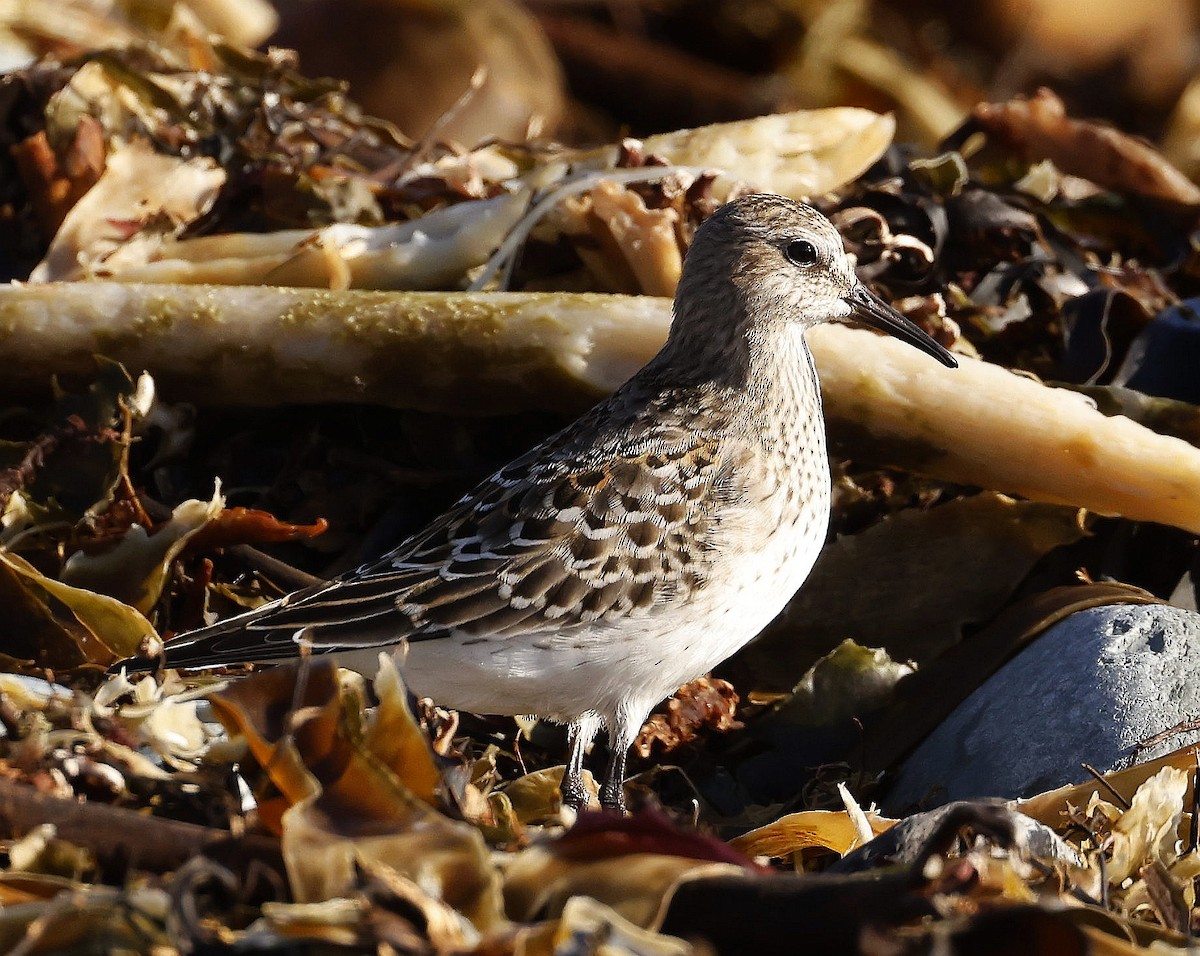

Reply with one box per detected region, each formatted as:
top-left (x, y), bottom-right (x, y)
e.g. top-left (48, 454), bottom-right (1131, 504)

top-left (153, 390), bottom-right (753, 669)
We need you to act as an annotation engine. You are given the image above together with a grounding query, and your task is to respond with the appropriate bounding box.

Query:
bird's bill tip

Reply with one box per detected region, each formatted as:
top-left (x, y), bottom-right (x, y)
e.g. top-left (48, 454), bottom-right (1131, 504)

top-left (845, 286), bottom-right (958, 368)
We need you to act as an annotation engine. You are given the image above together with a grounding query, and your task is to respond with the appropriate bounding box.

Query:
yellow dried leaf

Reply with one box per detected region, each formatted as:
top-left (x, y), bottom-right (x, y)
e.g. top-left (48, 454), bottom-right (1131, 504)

top-left (635, 109), bottom-right (896, 198)
top-left (0, 551), bottom-right (156, 662)
top-left (729, 810), bottom-right (896, 861)
top-left (61, 487), bottom-right (224, 613)
top-left (1107, 767), bottom-right (1188, 885)
top-left (363, 654), bottom-right (441, 804)
top-left (281, 793), bottom-right (502, 931)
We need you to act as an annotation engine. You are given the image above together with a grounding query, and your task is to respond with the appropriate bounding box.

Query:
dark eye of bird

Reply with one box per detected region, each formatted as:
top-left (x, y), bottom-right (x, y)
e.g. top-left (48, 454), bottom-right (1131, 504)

top-left (785, 239), bottom-right (818, 267)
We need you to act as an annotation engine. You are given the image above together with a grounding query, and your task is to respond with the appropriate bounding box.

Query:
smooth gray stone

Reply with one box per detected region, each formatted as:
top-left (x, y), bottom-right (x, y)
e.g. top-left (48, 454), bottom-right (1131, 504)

top-left (885, 603), bottom-right (1200, 812)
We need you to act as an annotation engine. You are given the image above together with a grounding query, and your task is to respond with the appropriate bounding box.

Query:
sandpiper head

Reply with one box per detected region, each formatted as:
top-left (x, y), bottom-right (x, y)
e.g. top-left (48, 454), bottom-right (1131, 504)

top-left (677, 193), bottom-right (957, 368)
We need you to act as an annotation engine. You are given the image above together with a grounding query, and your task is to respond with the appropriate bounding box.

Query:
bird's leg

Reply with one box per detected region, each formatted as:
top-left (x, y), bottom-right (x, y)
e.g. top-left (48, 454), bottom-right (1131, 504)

top-left (599, 706), bottom-right (641, 813)
top-left (560, 711), bottom-right (602, 810)
top-left (599, 747), bottom-right (628, 814)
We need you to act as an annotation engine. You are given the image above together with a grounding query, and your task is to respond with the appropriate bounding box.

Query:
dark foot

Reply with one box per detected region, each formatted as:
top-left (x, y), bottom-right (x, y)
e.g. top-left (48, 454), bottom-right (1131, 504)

top-left (599, 779), bottom-right (628, 814)
top-left (560, 768), bottom-right (591, 810)
top-left (561, 713), bottom-right (601, 810)
top-left (600, 728), bottom-right (631, 813)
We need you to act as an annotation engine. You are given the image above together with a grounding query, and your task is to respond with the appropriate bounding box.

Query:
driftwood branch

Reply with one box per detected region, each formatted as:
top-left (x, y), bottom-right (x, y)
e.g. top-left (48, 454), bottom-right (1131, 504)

top-left (0, 779), bottom-right (281, 875)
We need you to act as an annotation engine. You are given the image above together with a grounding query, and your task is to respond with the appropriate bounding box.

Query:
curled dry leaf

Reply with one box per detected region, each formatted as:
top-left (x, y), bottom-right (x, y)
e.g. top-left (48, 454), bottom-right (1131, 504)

top-left (575, 108), bottom-right (897, 200)
top-left (1102, 767), bottom-right (1189, 886)
top-left (729, 809), bottom-right (896, 862)
top-left (772, 640), bottom-right (915, 727)
top-left (515, 894), bottom-right (695, 956)
top-left (0, 551), bottom-right (157, 664)
top-left (634, 676), bottom-right (740, 759)
top-left (495, 765), bottom-right (598, 823)
top-left (0, 557), bottom-right (94, 670)
top-left (60, 487), bottom-right (224, 614)
top-left (209, 658), bottom-right (440, 817)
top-left (504, 811), bottom-right (748, 931)
top-left (966, 89), bottom-right (1200, 205)
top-left (208, 658), bottom-right (502, 929)
top-left (587, 180), bottom-right (684, 297)
top-left (1016, 741), bottom-right (1200, 830)
top-left (205, 663), bottom-right (334, 822)
top-left (363, 654), bottom-right (442, 806)
top-left (31, 138), bottom-right (225, 282)
top-left (504, 846), bottom-right (739, 930)
top-left (10, 120), bottom-right (105, 236)
top-left (281, 797), bottom-right (501, 933)
top-left (184, 507), bottom-right (328, 553)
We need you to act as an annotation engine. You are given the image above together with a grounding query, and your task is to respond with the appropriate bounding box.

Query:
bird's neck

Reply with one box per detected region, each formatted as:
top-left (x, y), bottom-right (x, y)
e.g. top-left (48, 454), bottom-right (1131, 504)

top-left (740, 322), bottom-right (821, 410)
top-left (734, 323), bottom-right (827, 468)
top-left (655, 302), bottom-right (823, 413)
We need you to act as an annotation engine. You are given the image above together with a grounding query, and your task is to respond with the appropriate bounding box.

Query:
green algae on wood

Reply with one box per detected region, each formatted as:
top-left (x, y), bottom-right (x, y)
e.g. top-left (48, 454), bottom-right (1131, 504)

top-left (0, 283), bottom-right (671, 415)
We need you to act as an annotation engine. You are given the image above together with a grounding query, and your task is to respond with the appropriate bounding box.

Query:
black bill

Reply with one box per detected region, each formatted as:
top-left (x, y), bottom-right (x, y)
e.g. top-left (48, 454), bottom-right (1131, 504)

top-left (845, 285), bottom-right (958, 368)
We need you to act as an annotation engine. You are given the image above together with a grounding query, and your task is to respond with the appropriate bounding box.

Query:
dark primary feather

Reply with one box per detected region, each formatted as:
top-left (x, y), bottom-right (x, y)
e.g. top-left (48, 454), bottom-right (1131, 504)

top-left (148, 382), bottom-right (752, 670)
